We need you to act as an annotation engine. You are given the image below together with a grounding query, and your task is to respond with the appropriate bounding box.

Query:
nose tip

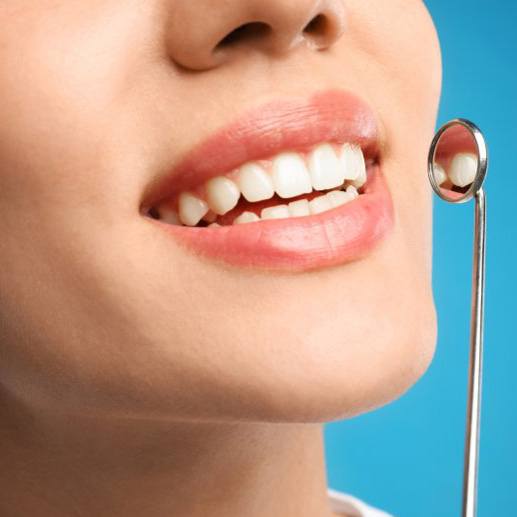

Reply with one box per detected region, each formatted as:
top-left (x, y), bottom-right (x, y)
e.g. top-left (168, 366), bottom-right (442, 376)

top-left (166, 0), bottom-right (347, 71)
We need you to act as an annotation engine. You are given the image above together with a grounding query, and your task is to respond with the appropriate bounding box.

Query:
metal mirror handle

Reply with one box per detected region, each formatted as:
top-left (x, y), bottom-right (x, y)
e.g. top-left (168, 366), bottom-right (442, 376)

top-left (427, 119), bottom-right (488, 517)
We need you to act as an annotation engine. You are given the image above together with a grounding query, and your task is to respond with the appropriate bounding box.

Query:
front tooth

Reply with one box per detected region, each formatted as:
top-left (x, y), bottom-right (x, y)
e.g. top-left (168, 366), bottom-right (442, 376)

top-left (205, 176), bottom-right (241, 215)
top-left (178, 192), bottom-right (209, 226)
top-left (208, 222), bottom-right (221, 227)
top-left (236, 163), bottom-right (275, 202)
top-left (288, 198), bottom-right (310, 217)
top-left (261, 204), bottom-right (290, 220)
top-left (433, 164), bottom-right (448, 186)
top-left (233, 211), bottom-right (260, 225)
top-left (351, 148), bottom-right (367, 188)
top-left (352, 168), bottom-right (366, 188)
top-left (326, 190), bottom-right (354, 208)
top-left (340, 144), bottom-right (367, 187)
top-left (308, 143), bottom-right (344, 191)
top-left (309, 194), bottom-right (332, 214)
top-left (271, 152), bottom-right (312, 199)
top-left (448, 153), bottom-right (477, 187)
top-left (340, 143), bottom-right (360, 181)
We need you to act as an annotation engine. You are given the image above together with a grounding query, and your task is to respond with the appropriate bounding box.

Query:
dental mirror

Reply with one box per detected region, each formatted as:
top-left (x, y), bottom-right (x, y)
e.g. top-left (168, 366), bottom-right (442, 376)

top-left (429, 119), bottom-right (487, 202)
top-left (428, 118), bottom-right (488, 517)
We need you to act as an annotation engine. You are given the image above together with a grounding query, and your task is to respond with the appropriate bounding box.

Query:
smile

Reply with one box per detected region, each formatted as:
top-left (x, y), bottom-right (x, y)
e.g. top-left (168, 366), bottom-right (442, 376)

top-left (141, 89), bottom-right (394, 271)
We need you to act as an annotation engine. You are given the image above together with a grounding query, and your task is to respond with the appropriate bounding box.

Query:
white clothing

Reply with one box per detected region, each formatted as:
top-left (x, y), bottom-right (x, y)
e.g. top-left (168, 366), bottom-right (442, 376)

top-left (327, 488), bottom-right (394, 517)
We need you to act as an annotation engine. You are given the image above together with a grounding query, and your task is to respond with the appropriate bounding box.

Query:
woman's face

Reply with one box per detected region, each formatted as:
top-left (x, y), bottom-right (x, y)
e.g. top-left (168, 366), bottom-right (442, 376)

top-left (0, 0), bottom-right (440, 422)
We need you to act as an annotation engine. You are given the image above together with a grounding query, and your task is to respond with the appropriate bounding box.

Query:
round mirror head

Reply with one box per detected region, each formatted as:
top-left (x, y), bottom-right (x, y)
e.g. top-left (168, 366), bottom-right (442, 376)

top-left (428, 119), bottom-right (488, 203)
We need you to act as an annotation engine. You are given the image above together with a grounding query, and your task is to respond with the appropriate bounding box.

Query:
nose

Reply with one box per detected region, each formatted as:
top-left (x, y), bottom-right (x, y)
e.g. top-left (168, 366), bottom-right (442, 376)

top-left (165, 0), bottom-right (347, 71)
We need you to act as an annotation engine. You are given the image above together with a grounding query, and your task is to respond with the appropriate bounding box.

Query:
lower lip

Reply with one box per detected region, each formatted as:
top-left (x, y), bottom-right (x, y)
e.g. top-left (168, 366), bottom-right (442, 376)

top-left (151, 166), bottom-right (394, 272)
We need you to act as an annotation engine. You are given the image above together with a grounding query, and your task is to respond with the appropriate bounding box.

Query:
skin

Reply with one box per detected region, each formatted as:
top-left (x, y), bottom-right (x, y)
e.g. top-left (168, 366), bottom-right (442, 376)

top-left (0, 1), bottom-right (441, 516)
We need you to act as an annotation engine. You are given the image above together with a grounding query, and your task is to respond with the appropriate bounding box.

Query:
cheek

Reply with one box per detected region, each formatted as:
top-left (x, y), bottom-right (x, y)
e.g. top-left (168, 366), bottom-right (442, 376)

top-left (0, 3), bottom-right (154, 217)
top-left (354, 1), bottom-right (441, 273)
top-left (347, 0), bottom-right (442, 136)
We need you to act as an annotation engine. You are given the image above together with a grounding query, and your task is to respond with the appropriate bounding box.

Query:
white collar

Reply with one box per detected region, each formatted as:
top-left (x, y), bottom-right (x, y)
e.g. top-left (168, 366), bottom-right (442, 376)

top-left (327, 488), bottom-right (394, 517)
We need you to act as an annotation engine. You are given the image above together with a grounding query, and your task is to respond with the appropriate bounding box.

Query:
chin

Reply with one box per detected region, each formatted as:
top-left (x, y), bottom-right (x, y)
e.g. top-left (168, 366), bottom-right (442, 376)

top-left (219, 243), bottom-right (439, 423)
top-left (173, 293), bottom-right (437, 425)
top-left (224, 288), bottom-right (438, 424)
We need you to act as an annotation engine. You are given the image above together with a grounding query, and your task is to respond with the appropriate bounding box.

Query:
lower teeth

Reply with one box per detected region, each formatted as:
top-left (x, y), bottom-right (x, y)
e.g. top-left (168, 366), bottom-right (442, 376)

top-left (150, 183), bottom-right (362, 228)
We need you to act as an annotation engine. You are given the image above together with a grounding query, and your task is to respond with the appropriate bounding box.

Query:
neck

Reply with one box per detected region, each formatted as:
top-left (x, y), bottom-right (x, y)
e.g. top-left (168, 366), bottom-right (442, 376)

top-left (0, 393), bottom-right (336, 517)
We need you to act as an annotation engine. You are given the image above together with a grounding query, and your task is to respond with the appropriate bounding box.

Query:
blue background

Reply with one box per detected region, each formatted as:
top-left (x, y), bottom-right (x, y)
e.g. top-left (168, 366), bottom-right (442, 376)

top-left (324, 2), bottom-right (517, 516)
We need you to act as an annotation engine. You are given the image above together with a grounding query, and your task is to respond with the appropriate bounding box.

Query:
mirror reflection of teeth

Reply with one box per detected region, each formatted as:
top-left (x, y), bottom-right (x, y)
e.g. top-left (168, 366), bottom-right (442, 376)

top-left (154, 142), bottom-right (368, 227)
top-left (448, 152), bottom-right (478, 187)
top-left (434, 163), bottom-right (447, 186)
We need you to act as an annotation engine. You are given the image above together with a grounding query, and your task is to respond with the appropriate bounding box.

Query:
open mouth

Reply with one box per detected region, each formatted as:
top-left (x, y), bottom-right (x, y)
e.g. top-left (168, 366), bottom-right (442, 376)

top-left (146, 142), bottom-right (369, 228)
top-left (141, 89), bottom-right (394, 271)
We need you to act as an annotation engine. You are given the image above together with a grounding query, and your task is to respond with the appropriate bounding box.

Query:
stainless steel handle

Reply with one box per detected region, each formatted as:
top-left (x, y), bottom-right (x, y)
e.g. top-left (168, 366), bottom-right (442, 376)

top-left (462, 188), bottom-right (486, 517)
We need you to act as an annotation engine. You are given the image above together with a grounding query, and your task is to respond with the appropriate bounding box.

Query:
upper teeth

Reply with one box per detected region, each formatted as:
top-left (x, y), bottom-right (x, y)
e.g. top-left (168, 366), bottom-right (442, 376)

top-left (272, 152), bottom-right (313, 199)
top-left (177, 193), bottom-right (209, 227)
top-left (448, 153), bottom-right (478, 187)
top-left (436, 152), bottom-right (478, 188)
top-left (205, 176), bottom-right (241, 215)
top-left (308, 143), bottom-right (345, 191)
top-left (155, 142), bottom-right (368, 227)
top-left (236, 162), bottom-right (275, 202)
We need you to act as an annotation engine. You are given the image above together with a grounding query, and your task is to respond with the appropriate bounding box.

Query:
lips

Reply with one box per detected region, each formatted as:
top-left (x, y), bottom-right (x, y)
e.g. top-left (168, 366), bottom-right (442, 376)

top-left (142, 89), bottom-right (394, 272)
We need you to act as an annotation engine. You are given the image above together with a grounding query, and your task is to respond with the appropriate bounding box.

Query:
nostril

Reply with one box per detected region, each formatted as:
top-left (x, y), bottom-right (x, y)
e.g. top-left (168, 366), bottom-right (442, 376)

top-left (303, 14), bottom-right (330, 42)
top-left (216, 22), bottom-right (272, 49)
top-left (304, 14), bottom-right (327, 35)
top-left (303, 13), bottom-right (338, 48)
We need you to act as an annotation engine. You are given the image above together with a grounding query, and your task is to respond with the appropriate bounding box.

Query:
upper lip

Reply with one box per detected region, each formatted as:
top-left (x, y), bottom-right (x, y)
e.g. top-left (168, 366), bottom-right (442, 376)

top-left (141, 88), bottom-right (383, 211)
